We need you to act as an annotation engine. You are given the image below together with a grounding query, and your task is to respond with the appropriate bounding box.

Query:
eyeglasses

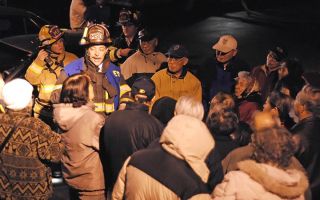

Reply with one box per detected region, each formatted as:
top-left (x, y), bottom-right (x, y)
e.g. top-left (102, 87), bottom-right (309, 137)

top-left (216, 50), bottom-right (232, 56)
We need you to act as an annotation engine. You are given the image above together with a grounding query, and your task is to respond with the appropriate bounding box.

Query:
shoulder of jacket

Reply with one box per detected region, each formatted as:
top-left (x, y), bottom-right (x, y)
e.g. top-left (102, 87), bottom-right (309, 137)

top-left (65, 58), bottom-right (83, 72)
top-left (65, 51), bottom-right (78, 59)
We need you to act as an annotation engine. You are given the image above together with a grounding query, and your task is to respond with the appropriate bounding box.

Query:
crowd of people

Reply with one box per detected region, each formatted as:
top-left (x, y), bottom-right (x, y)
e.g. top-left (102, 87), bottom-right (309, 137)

top-left (0, 5), bottom-right (320, 200)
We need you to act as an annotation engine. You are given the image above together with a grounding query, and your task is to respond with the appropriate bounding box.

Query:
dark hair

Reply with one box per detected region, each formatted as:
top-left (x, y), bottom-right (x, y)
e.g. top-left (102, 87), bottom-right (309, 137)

top-left (151, 96), bottom-right (176, 125)
top-left (268, 91), bottom-right (294, 129)
top-left (252, 128), bottom-right (296, 168)
top-left (206, 110), bottom-right (239, 137)
top-left (281, 58), bottom-right (303, 80)
top-left (60, 74), bottom-right (91, 108)
top-left (276, 58), bottom-right (304, 98)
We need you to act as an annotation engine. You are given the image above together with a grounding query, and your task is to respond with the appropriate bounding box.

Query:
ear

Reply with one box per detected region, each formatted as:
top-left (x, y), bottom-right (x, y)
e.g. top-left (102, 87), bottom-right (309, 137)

top-left (154, 38), bottom-right (158, 47)
top-left (182, 57), bottom-right (189, 65)
top-left (301, 104), bottom-right (308, 113)
top-left (271, 107), bottom-right (279, 117)
top-left (232, 49), bottom-right (238, 56)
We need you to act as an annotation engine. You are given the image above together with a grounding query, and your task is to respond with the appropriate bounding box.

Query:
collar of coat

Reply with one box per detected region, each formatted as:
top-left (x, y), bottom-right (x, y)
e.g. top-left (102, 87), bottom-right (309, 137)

top-left (166, 67), bottom-right (188, 79)
top-left (237, 160), bottom-right (308, 199)
top-left (125, 102), bottom-right (149, 112)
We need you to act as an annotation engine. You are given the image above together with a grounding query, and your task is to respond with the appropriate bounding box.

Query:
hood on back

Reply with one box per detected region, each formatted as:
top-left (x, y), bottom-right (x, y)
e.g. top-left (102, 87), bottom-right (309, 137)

top-left (238, 160), bottom-right (309, 199)
top-left (160, 114), bottom-right (215, 183)
top-left (53, 103), bottom-right (93, 131)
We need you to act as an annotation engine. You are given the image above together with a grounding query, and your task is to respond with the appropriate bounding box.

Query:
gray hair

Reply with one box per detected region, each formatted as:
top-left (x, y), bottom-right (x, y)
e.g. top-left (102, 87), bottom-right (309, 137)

top-left (175, 96), bottom-right (204, 120)
top-left (295, 85), bottom-right (320, 116)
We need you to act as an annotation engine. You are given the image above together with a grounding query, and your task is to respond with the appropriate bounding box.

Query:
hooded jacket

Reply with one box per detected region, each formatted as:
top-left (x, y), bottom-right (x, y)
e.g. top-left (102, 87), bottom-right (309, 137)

top-left (53, 103), bottom-right (105, 191)
top-left (112, 115), bottom-right (217, 200)
top-left (213, 160), bottom-right (309, 200)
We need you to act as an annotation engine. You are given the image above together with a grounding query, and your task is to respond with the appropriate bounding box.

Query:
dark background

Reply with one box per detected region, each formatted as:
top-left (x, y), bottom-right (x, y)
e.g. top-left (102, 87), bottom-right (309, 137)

top-left (3, 0), bottom-right (320, 71)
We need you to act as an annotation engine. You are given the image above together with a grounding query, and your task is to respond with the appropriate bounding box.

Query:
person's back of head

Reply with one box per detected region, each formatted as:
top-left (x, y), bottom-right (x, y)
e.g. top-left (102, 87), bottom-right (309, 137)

top-left (60, 74), bottom-right (92, 107)
top-left (2, 78), bottom-right (33, 111)
top-left (175, 96), bottom-right (204, 120)
top-left (206, 110), bottom-right (239, 137)
top-left (160, 114), bottom-right (214, 183)
top-left (266, 91), bottom-right (294, 128)
top-left (252, 127), bottom-right (296, 168)
top-left (131, 76), bottom-right (155, 105)
top-left (208, 92), bottom-right (235, 117)
top-left (251, 111), bottom-right (281, 132)
top-left (151, 96), bottom-right (176, 125)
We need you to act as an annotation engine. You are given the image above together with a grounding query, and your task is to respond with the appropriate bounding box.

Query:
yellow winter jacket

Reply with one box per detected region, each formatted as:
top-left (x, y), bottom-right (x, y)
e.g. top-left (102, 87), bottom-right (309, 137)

top-left (151, 69), bottom-right (202, 102)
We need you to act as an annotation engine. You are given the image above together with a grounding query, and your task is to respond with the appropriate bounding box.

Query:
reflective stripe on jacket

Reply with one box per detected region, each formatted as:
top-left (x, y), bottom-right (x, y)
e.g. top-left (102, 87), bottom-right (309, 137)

top-left (61, 57), bottom-right (131, 114)
top-left (25, 51), bottom-right (78, 116)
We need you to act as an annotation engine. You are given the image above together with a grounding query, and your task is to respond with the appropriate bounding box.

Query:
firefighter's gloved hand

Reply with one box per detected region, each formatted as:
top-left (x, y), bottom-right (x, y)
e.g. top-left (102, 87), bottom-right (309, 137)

top-left (37, 49), bottom-right (49, 62)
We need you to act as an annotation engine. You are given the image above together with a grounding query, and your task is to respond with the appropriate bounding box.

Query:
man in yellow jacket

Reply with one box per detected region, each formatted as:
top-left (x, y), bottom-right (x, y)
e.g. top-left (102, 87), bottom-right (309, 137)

top-left (25, 25), bottom-right (78, 128)
top-left (151, 44), bottom-right (202, 102)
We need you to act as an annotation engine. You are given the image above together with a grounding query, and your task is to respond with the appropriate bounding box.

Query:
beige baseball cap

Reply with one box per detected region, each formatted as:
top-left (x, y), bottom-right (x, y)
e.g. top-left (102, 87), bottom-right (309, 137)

top-left (212, 35), bottom-right (238, 53)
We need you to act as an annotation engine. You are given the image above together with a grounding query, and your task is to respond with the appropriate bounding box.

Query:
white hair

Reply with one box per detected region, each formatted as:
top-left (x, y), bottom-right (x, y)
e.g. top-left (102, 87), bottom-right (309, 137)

top-left (175, 96), bottom-right (204, 120)
top-left (2, 78), bottom-right (33, 110)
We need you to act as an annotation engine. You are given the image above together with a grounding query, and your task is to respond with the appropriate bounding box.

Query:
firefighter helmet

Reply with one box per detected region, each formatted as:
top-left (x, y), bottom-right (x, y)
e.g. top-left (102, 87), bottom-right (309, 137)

top-left (38, 25), bottom-right (64, 48)
top-left (117, 8), bottom-right (141, 26)
top-left (79, 23), bottom-right (112, 46)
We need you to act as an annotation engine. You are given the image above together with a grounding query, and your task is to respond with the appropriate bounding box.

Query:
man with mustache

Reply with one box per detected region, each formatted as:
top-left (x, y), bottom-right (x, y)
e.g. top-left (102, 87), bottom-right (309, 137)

top-left (51, 23), bottom-right (130, 116)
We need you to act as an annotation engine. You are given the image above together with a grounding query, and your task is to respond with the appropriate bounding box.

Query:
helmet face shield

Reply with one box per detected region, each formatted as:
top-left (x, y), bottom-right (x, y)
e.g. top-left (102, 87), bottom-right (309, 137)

top-left (79, 24), bottom-right (112, 46)
top-left (38, 25), bottom-right (64, 48)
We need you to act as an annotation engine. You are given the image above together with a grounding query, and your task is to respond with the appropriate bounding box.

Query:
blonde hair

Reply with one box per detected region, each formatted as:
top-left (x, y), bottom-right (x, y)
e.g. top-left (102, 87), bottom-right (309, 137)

top-left (175, 96), bottom-right (204, 120)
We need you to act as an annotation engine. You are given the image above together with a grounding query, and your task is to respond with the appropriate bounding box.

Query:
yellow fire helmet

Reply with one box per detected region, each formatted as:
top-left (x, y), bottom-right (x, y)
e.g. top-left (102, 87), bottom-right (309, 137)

top-left (38, 25), bottom-right (64, 48)
top-left (79, 23), bottom-right (112, 46)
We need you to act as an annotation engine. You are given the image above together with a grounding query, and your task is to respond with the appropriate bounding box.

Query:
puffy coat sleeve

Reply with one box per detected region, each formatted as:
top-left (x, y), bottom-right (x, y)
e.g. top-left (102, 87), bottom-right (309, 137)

top-left (212, 171), bottom-right (239, 200)
top-left (50, 70), bottom-right (69, 104)
top-left (36, 119), bottom-right (64, 163)
top-left (112, 157), bottom-right (131, 200)
top-left (89, 113), bottom-right (105, 151)
top-left (109, 46), bottom-right (121, 63)
top-left (190, 194), bottom-right (213, 200)
top-left (119, 74), bottom-right (132, 104)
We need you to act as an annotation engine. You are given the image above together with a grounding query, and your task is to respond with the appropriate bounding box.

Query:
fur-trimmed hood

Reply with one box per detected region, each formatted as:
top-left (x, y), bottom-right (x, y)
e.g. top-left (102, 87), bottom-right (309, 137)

top-left (238, 160), bottom-right (309, 199)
